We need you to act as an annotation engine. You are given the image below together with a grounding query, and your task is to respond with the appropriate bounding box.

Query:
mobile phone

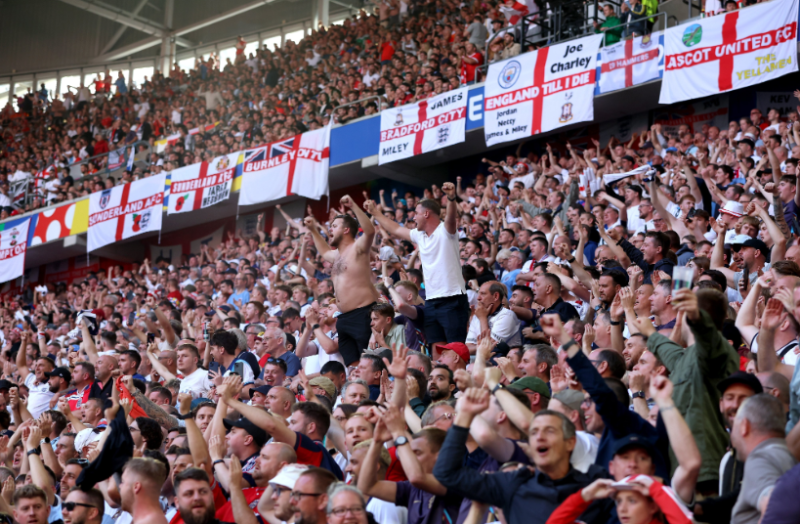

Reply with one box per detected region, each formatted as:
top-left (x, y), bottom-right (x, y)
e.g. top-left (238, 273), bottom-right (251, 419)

top-left (127, 312), bottom-right (135, 326)
top-left (233, 361), bottom-right (245, 377)
top-left (147, 333), bottom-right (155, 344)
top-left (791, 216), bottom-right (800, 236)
top-left (742, 266), bottom-right (750, 290)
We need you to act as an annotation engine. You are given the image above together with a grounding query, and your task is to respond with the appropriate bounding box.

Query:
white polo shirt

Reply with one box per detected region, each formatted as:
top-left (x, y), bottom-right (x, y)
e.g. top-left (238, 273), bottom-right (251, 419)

top-left (408, 222), bottom-right (466, 300)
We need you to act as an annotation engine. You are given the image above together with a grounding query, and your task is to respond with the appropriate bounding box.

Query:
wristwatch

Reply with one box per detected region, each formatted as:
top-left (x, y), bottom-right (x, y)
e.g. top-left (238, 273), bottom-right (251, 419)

top-left (491, 383), bottom-right (506, 395)
top-left (609, 319), bottom-right (621, 326)
top-left (394, 436), bottom-right (409, 447)
top-left (631, 391), bottom-right (646, 400)
top-left (27, 448), bottom-right (41, 457)
top-left (212, 459), bottom-right (225, 467)
top-left (312, 324), bottom-right (320, 331)
top-left (567, 257), bottom-right (576, 264)
top-left (562, 339), bottom-right (578, 352)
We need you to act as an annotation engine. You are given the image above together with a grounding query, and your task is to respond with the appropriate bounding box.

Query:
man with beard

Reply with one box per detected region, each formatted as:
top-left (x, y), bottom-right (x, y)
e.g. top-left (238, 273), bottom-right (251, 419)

top-left (290, 467), bottom-right (338, 524)
top-left (173, 468), bottom-right (234, 524)
top-left (63, 362), bottom-right (103, 411)
top-left (61, 487), bottom-right (104, 524)
top-left (45, 366), bottom-right (71, 400)
top-left (428, 365), bottom-right (455, 402)
top-left (692, 371), bottom-right (764, 523)
top-left (465, 281), bottom-right (522, 352)
top-left (94, 354), bottom-right (118, 401)
top-left (215, 442), bottom-right (297, 522)
top-left (305, 195), bottom-right (380, 367)
top-left (60, 459), bottom-right (87, 501)
top-left (622, 333), bottom-right (647, 371)
top-left (118, 457), bottom-right (169, 524)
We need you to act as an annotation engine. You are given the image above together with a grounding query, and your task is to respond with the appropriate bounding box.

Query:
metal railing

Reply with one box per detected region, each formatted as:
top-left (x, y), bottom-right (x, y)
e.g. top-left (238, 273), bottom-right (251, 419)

top-left (332, 95), bottom-right (383, 125)
top-left (480, 10), bottom-right (669, 79)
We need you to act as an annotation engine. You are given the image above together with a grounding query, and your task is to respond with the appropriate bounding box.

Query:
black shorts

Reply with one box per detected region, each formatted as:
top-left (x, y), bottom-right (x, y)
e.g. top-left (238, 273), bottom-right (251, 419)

top-left (423, 294), bottom-right (470, 344)
top-left (336, 302), bottom-right (376, 366)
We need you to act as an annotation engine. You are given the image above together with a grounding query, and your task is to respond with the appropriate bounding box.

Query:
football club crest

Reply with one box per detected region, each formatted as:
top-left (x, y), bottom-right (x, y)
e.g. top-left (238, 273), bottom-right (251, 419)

top-left (99, 190), bottom-right (112, 210)
top-left (216, 156), bottom-right (230, 170)
top-left (437, 125), bottom-right (451, 144)
top-left (559, 103), bottom-right (574, 123)
top-left (499, 60), bottom-right (522, 89)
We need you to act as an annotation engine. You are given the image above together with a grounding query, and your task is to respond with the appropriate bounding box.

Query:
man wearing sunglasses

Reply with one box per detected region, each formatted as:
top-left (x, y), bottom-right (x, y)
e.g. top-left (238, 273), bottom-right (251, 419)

top-left (61, 487), bottom-right (104, 524)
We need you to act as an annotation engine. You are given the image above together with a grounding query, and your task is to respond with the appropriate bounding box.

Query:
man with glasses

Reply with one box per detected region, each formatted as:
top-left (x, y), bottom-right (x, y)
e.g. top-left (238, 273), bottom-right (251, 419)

top-left (258, 464), bottom-right (309, 523)
top-left (327, 484), bottom-right (370, 524)
top-left (290, 467), bottom-right (339, 524)
top-left (61, 487), bottom-right (104, 524)
top-left (261, 326), bottom-right (301, 377)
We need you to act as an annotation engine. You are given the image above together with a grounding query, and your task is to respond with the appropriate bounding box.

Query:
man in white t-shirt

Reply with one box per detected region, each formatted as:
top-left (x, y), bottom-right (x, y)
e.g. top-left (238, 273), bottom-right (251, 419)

top-left (365, 181), bottom-right (468, 350)
top-left (16, 332), bottom-right (55, 420)
top-left (149, 343), bottom-right (211, 399)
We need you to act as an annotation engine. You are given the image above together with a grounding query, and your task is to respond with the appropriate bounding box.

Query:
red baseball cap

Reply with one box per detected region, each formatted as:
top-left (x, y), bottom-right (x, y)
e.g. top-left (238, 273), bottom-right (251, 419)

top-left (440, 342), bottom-right (470, 364)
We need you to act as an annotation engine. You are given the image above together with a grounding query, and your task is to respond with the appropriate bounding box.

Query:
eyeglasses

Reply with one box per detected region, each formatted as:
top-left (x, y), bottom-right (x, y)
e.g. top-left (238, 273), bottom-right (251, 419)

top-left (63, 502), bottom-right (97, 511)
top-left (291, 491), bottom-right (322, 500)
top-left (330, 506), bottom-right (366, 517)
top-left (432, 412), bottom-right (453, 424)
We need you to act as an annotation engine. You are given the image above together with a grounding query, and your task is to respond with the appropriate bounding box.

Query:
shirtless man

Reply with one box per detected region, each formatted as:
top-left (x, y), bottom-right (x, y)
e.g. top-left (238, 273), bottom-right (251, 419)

top-left (305, 195), bottom-right (379, 366)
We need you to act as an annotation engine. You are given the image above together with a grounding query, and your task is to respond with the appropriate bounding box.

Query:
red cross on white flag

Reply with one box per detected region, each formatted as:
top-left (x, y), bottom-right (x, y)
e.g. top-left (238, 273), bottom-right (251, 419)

top-left (598, 32), bottom-right (661, 94)
top-left (659, 0), bottom-right (798, 105)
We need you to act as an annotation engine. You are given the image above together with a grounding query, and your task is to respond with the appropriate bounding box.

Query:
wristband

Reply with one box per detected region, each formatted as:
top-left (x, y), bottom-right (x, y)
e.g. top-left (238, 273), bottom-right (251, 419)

top-left (212, 459), bottom-right (225, 467)
top-left (609, 319), bottom-right (621, 326)
top-left (562, 339), bottom-right (578, 352)
top-left (631, 391), bottom-right (645, 400)
top-left (567, 257), bottom-right (576, 264)
top-left (27, 448), bottom-right (41, 457)
top-left (447, 196), bottom-right (457, 201)
top-left (312, 324), bottom-right (321, 331)
top-left (491, 383), bottom-right (505, 395)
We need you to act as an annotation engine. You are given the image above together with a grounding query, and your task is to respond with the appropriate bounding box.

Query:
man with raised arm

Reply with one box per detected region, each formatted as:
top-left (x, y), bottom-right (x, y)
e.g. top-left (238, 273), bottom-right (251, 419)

top-left (304, 195), bottom-right (380, 367)
top-left (365, 181), bottom-right (469, 348)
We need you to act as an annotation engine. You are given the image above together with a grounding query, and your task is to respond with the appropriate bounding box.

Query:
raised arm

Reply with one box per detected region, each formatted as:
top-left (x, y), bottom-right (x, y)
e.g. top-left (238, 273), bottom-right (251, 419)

top-left (228, 456), bottom-right (261, 524)
top-left (735, 276), bottom-right (764, 348)
top-left (341, 195), bottom-right (375, 251)
top-left (16, 332), bottom-right (30, 381)
top-left (442, 182), bottom-right (459, 234)
top-left (303, 217), bottom-right (335, 262)
top-left (154, 305), bottom-right (177, 347)
top-left (225, 396), bottom-right (297, 446)
top-left (357, 423), bottom-right (398, 502)
top-left (650, 376), bottom-right (700, 505)
top-left (382, 404), bottom-right (446, 494)
top-left (26, 425), bottom-right (55, 505)
top-left (80, 318), bottom-right (100, 365)
top-left (364, 199), bottom-right (411, 241)
top-left (709, 219), bottom-right (736, 288)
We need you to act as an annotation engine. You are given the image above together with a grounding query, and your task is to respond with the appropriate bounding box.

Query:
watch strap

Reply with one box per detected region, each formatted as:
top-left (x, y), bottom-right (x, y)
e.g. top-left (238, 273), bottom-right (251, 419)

top-left (632, 391), bottom-right (646, 400)
top-left (491, 383), bottom-right (505, 394)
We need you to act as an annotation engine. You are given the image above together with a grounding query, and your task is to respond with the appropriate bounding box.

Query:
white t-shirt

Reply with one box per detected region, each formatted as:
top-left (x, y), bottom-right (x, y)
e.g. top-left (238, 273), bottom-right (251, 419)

top-left (178, 367), bottom-right (212, 399)
top-left (302, 331), bottom-right (345, 374)
top-left (367, 497), bottom-right (408, 524)
top-left (466, 307), bottom-right (522, 346)
top-left (570, 431), bottom-right (600, 473)
top-left (408, 222), bottom-right (466, 300)
top-left (25, 373), bottom-right (54, 420)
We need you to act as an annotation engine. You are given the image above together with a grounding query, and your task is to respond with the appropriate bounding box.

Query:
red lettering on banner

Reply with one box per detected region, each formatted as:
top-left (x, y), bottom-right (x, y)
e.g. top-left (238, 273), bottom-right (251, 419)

top-left (88, 188), bottom-right (163, 230)
top-left (601, 40), bottom-right (660, 87)
top-left (0, 242), bottom-right (26, 262)
top-left (380, 109), bottom-right (465, 142)
top-left (665, 21), bottom-right (797, 73)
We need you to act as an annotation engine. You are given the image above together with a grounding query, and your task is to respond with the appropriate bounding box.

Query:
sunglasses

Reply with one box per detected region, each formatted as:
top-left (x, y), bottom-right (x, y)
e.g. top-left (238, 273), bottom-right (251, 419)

top-left (63, 502), bottom-right (97, 511)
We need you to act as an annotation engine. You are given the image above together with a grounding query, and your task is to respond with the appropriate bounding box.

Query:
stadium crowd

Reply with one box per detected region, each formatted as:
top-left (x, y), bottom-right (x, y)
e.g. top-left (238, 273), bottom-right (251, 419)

top-left (1, 1), bottom-right (800, 524)
top-left (0, 0), bottom-right (670, 215)
top-left (0, 86), bottom-right (797, 524)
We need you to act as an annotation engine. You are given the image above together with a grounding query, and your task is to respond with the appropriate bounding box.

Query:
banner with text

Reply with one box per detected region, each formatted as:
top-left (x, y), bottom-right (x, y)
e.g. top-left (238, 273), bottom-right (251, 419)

top-left (167, 152), bottom-right (242, 214)
top-left (0, 218), bottom-right (31, 284)
top-left (484, 34), bottom-right (603, 147)
top-left (659, 0), bottom-right (798, 104)
top-left (88, 174), bottom-right (167, 252)
top-left (598, 32), bottom-right (662, 94)
top-left (379, 87), bottom-right (468, 165)
top-left (239, 126), bottom-right (330, 206)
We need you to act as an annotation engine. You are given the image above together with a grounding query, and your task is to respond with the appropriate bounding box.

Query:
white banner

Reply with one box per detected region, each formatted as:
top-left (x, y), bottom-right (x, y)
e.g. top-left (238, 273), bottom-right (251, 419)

top-left (379, 88), bottom-right (468, 165)
top-left (484, 34), bottom-right (603, 147)
top-left (240, 126), bottom-right (330, 206)
top-left (598, 32), bottom-right (661, 94)
top-left (0, 219), bottom-right (30, 284)
top-left (167, 152), bottom-right (241, 214)
top-left (659, 0), bottom-right (798, 104)
top-left (88, 174), bottom-right (166, 252)
top-left (654, 94), bottom-right (729, 135)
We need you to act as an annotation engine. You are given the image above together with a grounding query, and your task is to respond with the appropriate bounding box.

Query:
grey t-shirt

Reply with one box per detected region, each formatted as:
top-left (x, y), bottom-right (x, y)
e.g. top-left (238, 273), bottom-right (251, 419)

top-left (467, 21), bottom-right (489, 46)
top-left (732, 438), bottom-right (797, 524)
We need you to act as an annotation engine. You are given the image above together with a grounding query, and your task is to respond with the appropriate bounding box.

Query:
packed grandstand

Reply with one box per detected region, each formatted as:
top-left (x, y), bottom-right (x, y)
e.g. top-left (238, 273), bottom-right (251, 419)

top-left (0, 0), bottom-right (798, 523)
